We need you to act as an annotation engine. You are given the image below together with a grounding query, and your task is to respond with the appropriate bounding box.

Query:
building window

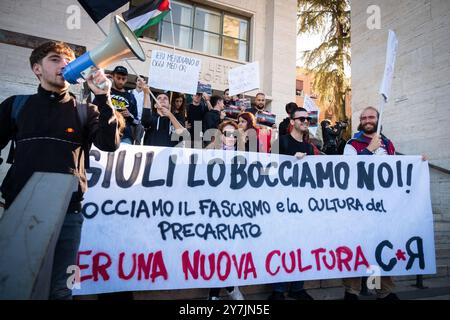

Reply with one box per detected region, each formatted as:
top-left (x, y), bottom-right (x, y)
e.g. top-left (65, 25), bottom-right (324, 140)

top-left (132, 0), bottom-right (250, 61)
top-left (193, 7), bottom-right (221, 55)
top-left (296, 80), bottom-right (304, 96)
top-left (222, 15), bottom-right (248, 61)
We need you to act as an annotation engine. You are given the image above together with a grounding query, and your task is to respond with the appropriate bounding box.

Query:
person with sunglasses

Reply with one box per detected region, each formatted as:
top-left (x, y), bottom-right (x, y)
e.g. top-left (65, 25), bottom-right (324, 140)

top-left (206, 120), bottom-right (238, 151)
top-left (204, 121), bottom-right (245, 300)
top-left (273, 107), bottom-right (320, 159)
top-left (267, 107), bottom-right (317, 300)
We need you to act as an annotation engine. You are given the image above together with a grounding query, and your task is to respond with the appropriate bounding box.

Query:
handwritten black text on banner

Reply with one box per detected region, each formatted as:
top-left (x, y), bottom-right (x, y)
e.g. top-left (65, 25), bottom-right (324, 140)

top-left (149, 50), bottom-right (201, 95)
top-left (74, 146), bottom-right (435, 295)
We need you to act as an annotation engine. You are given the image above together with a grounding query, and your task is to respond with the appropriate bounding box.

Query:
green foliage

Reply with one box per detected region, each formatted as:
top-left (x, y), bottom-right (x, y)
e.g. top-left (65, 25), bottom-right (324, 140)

top-left (298, 0), bottom-right (351, 121)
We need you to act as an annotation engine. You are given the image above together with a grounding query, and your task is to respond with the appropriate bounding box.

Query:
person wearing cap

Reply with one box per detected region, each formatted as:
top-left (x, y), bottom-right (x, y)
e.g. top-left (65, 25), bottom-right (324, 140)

top-left (141, 92), bottom-right (186, 147)
top-left (110, 66), bottom-right (140, 144)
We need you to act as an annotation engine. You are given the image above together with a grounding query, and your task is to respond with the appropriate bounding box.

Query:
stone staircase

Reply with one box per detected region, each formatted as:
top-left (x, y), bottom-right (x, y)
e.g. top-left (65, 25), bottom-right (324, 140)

top-left (74, 229), bottom-right (450, 300)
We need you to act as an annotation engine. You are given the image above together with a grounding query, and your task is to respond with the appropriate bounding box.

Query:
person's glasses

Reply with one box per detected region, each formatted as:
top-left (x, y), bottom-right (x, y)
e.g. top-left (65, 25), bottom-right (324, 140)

top-left (293, 116), bottom-right (312, 123)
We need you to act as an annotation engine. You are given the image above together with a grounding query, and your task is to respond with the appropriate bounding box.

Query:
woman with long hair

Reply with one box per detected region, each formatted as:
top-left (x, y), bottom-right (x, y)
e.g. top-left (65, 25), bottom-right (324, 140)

top-left (205, 120), bottom-right (245, 300)
top-left (237, 112), bottom-right (259, 152)
top-left (170, 92), bottom-right (186, 126)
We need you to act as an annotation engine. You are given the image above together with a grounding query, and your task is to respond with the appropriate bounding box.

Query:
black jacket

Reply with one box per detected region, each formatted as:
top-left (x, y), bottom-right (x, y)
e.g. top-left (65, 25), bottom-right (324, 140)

top-left (141, 108), bottom-right (184, 147)
top-left (0, 85), bottom-right (120, 209)
top-left (275, 134), bottom-right (315, 156)
top-left (203, 109), bottom-right (222, 132)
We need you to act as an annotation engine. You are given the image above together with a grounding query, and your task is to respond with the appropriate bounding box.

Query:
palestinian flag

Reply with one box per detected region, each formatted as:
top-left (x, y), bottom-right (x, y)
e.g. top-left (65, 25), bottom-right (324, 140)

top-left (122, 0), bottom-right (171, 37)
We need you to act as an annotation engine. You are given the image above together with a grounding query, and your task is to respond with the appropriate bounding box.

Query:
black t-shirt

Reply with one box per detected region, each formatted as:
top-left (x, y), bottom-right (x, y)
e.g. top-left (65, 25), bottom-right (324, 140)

top-left (173, 110), bottom-right (186, 127)
top-left (186, 102), bottom-right (209, 145)
top-left (186, 102), bottom-right (209, 129)
top-left (276, 134), bottom-right (314, 156)
top-left (203, 109), bottom-right (222, 132)
top-left (142, 108), bottom-right (184, 147)
top-left (248, 106), bottom-right (259, 115)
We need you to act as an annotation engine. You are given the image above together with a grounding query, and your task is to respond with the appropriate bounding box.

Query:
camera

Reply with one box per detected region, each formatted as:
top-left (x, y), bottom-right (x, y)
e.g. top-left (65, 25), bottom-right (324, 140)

top-left (335, 120), bottom-right (348, 129)
top-left (321, 119), bottom-right (348, 155)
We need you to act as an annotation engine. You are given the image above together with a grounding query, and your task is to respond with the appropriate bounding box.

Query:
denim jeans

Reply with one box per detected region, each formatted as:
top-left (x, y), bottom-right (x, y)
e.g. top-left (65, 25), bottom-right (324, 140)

top-left (49, 211), bottom-right (84, 300)
top-left (273, 281), bottom-right (305, 293)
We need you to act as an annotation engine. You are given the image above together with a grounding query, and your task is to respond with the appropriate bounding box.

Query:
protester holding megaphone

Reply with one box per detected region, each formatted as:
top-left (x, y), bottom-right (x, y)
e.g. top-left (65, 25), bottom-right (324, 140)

top-left (63, 15), bottom-right (146, 88)
top-left (0, 40), bottom-right (122, 300)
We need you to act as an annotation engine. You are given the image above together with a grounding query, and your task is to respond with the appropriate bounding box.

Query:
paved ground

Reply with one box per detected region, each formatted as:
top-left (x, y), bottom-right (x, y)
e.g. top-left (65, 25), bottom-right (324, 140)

top-left (243, 277), bottom-right (450, 300)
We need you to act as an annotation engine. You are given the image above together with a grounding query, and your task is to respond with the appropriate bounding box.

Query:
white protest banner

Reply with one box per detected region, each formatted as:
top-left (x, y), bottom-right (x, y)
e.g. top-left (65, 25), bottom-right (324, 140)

top-left (74, 146), bottom-right (435, 295)
top-left (228, 62), bottom-right (260, 96)
top-left (149, 50), bottom-right (202, 95)
top-left (308, 111), bottom-right (320, 137)
top-left (379, 30), bottom-right (398, 101)
top-left (303, 95), bottom-right (320, 136)
top-left (303, 95), bottom-right (319, 112)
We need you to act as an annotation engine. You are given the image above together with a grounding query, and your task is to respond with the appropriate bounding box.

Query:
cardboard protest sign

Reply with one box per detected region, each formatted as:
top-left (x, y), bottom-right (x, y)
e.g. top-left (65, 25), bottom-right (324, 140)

top-left (303, 95), bottom-right (319, 113)
top-left (149, 50), bottom-right (202, 95)
top-left (228, 62), bottom-right (260, 96)
top-left (303, 95), bottom-right (320, 136)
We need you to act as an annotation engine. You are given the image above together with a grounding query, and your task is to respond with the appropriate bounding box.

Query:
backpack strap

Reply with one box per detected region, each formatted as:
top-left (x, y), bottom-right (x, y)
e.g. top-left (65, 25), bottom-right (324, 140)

top-left (7, 95), bottom-right (30, 164)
